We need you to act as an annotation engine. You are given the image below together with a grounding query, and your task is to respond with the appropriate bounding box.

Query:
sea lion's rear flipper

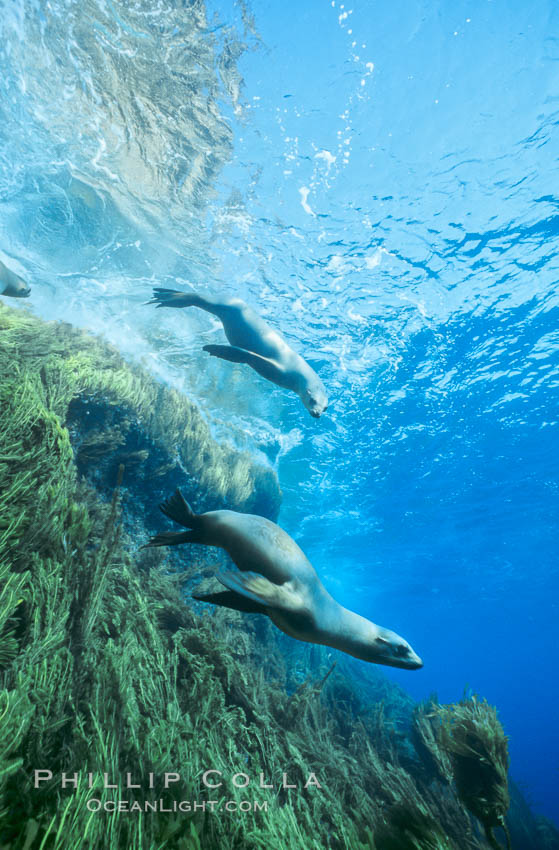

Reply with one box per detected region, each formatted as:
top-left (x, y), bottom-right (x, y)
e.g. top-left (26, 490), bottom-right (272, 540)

top-left (192, 589), bottom-right (268, 616)
top-left (143, 530), bottom-right (197, 548)
top-left (217, 570), bottom-right (303, 613)
top-left (159, 489), bottom-right (198, 529)
top-left (147, 288), bottom-right (222, 312)
top-left (203, 346), bottom-right (283, 386)
top-left (143, 489), bottom-right (203, 547)
top-left (146, 288), bottom-right (195, 307)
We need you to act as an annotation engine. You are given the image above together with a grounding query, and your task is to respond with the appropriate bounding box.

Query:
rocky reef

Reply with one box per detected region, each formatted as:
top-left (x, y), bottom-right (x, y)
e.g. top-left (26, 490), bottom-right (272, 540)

top-left (0, 304), bottom-right (557, 850)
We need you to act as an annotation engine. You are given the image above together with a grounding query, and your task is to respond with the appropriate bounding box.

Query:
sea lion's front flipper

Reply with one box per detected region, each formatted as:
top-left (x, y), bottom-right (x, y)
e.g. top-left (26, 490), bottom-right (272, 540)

top-left (203, 346), bottom-right (284, 386)
top-left (192, 589), bottom-right (268, 615)
top-left (217, 570), bottom-right (303, 613)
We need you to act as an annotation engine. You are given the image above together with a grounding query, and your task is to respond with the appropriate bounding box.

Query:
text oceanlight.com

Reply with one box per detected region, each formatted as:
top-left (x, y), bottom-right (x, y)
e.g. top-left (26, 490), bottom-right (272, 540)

top-left (86, 799), bottom-right (268, 813)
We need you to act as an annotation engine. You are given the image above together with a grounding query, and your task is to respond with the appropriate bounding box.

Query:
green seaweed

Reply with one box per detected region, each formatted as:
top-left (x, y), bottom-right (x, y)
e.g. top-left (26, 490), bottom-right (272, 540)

top-left (372, 803), bottom-right (457, 850)
top-left (433, 697), bottom-right (512, 850)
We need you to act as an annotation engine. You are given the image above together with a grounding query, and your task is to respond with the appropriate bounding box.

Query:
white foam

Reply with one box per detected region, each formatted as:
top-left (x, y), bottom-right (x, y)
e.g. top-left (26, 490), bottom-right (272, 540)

top-left (314, 150), bottom-right (336, 173)
top-left (298, 186), bottom-right (315, 216)
top-left (364, 248), bottom-right (385, 269)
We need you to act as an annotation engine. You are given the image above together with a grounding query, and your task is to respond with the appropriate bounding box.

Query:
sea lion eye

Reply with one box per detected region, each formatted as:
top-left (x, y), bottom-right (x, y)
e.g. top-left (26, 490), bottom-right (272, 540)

top-left (395, 644), bottom-right (409, 657)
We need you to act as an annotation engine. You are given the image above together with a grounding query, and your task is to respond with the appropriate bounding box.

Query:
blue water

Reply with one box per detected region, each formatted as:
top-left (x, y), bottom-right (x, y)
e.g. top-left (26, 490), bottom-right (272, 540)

top-left (1, 0), bottom-right (558, 825)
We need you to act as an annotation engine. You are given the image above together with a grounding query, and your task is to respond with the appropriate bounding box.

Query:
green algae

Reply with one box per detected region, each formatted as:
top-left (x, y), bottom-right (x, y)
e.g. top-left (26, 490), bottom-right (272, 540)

top-left (0, 304), bottom-right (555, 850)
top-left (371, 803), bottom-right (457, 850)
top-left (432, 697), bottom-right (512, 850)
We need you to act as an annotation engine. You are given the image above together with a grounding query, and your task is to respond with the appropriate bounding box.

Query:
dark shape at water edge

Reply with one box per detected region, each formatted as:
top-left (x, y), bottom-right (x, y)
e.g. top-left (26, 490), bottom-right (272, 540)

top-left (0, 303), bottom-right (558, 850)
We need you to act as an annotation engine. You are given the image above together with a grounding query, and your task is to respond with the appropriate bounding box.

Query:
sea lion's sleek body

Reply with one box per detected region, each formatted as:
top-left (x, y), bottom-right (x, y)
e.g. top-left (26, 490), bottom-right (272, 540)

top-left (147, 490), bottom-right (422, 670)
top-left (148, 288), bottom-right (328, 418)
top-left (0, 259), bottom-right (30, 298)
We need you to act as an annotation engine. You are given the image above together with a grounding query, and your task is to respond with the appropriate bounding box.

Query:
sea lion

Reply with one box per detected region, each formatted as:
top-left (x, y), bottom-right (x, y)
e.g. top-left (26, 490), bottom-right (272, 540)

top-left (148, 288), bottom-right (328, 418)
top-left (0, 259), bottom-right (30, 298)
top-left (146, 490), bottom-right (423, 670)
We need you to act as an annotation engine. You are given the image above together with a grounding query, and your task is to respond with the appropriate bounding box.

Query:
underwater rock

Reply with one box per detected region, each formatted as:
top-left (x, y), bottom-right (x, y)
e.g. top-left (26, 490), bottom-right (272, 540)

top-left (535, 816), bottom-right (559, 850)
top-left (506, 780), bottom-right (559, 850)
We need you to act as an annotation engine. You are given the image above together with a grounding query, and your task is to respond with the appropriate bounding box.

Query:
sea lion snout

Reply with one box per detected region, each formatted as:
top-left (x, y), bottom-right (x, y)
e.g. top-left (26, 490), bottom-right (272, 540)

top-left (0, 260), bottom-right (31, 298)
top-left (3, 282), bottom-right (31, 298)
top-left (400, 651), bottom-right (423, 670)
top-left (302, 384), bottom-right (328, 418)
top-left (371, 628), bottom-right (423, 670)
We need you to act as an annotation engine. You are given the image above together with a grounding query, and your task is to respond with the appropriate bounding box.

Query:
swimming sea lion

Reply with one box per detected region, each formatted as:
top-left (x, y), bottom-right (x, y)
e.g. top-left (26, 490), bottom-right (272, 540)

top-left (148, 288), bottom-right (328, 418)
top-left (146, 489), bottom-right (423, 670)
top-left (0, 259), bottom-right (30, 298)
